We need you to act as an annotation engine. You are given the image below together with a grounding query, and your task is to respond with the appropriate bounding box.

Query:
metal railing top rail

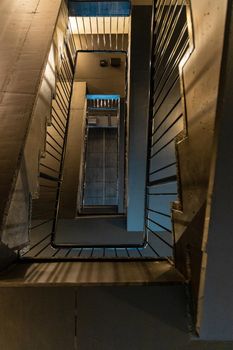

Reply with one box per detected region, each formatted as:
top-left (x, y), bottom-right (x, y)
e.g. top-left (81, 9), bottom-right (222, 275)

top-left (21, 7), bottom-right (180, 261)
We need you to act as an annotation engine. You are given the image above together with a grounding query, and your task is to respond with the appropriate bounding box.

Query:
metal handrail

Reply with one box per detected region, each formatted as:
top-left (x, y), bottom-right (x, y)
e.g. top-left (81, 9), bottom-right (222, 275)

top-left (25, 2), bottom-right (189, 259)
top-left (29, 21), bottom-right (77, 237)
top-left (26, 19), bottom-right (150, 256)
top-left (145, 0), bottom-right (190, 259)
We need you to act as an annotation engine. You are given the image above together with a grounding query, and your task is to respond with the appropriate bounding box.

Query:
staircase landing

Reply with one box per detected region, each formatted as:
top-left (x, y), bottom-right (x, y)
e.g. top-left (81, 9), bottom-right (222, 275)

top-left (0, 261), bottom-right (185, 287)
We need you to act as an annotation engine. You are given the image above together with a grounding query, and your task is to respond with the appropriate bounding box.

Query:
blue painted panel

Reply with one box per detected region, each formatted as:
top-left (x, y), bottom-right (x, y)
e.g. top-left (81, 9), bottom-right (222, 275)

top-left (147, 181), bottom-right (177, 195)
top-left (147, 211), bottom-right (172, 231)
top-left (148, 232), bottom-right (173, 257)
top-left (69, 1), bottom-right (131, 17)
top-left (148, 194), bottom-right (177, 218)
top-left (86, 94), bottom-right (120, 100)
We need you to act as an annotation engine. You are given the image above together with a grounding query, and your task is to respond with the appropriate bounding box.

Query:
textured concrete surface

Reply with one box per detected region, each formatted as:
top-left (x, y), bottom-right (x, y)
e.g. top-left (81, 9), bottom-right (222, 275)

top-left (59, 82), bottom-right (87, 218)
top-left (171, 0), bottom-right (230, 340)
top-left (24, 43), bottom-right (56, 200)
top-left (55, 217), bottom-right (143, 246)
top-left (0, 0), bottom-right (64, 270)
top-left (0, 287), bottom-right (75, 350)
top-left (76, 285), bottom-right (189, 350)
top-left (0, 0), bottom-right (63, 229)
top-left (196, 0), bottom-right (233, 340)
top-left (127, 6), bottom-right (152, 231)
top-left (1, 164), bottom-right (29, 249)
top-left (0, 285), bottom-right (232, 350)
top-left (0, 261), bottom-right (184, 286)
top-left (75, 52), bottom-right (126, 96)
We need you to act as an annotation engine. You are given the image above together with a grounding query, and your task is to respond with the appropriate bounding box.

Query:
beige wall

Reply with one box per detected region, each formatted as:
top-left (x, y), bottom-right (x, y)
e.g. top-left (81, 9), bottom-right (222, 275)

top-left (59, 82), bottom-right (87, 218)
top-left (75, 52), bottom-right (126, 97)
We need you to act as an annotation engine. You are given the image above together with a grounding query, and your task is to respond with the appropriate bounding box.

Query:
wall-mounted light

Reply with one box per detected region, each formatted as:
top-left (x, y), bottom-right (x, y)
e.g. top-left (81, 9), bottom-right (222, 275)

top-left (100, 59), bottom-right (108, 67)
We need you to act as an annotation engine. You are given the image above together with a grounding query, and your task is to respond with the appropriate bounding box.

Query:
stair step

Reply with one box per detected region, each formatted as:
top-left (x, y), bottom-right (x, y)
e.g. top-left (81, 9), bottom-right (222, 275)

top-left (0, 261), bottom-right (185, 287)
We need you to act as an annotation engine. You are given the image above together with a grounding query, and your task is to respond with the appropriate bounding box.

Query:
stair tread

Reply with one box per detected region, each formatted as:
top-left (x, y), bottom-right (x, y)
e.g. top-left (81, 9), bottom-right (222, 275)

top-left (0, 261), bottom-right (185, 286)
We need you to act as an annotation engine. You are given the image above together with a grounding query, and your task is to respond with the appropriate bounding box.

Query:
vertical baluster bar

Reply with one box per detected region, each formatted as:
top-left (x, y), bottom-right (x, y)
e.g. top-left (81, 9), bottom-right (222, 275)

top-left (110, 17), bottom-right (112, 49)
top-left (103, 17), bottom-right (106, 49)
top-left (82, 17), bottom-right (88, 50)
top-left (116, 17), bottom-right (118, 50)
top-left (96, 17), bottom-right (100, 49)
top-left (122, 17), bottom-right (125, 51)
top-left (89, 17), bottom-right (94, 50)
top-left (76, 16), bottom-right (83, 50)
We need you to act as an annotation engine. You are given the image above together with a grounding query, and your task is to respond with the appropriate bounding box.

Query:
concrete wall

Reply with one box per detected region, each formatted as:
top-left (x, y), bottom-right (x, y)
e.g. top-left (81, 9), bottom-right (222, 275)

top-left (59, 82), bottom-right (87, 218)
top-left (1, 1), bottom-right (69, 251)
top-left (75, 52), bottom-right (126, 96)
top-left (171, 0), bottom-right (230, 340)
top-left (0, 0), bottom-right (63, 224)
top-left (0, 285), bottom-right (232, 350)
top-left (118, 100), bottom-right (126, 213)
top-left (127, 6), bottom-right (152, 232)
top-left (196, 0), bottom-right (233, 340)
top-left (24, 5), bottom-right (68, 200)
top-left (0, 0), bottom-right (63, 269)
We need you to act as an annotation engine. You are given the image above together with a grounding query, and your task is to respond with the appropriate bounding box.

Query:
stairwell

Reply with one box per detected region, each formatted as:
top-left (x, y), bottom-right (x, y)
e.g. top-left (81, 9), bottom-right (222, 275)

top-left (0, 1), bottom-right (233, 349)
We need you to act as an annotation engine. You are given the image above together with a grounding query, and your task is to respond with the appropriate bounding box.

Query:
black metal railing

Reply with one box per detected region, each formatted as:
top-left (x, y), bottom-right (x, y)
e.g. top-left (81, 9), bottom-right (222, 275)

top-left (20, 1), bottom-right (191, 261)
top-left (145, 0), bottom-right (190, 258)
top-left (79, 95), bottom-right (120, 212)
top-left (20, 45), bottom-right (159, 259)
top-left (20, 19), bottom-right (154, 260)
top-left (20, 19), bottom-right (77, 259)
top-left (71, 16), bottom-right (129, 51)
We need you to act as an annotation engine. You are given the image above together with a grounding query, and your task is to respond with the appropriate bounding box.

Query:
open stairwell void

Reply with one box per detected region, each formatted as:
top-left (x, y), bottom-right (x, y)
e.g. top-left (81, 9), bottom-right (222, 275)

top-left (14, 1), bottom-right (178, 262)
top-left (1, 0), bottom-right (233, 346)
top-left (16, 0), bottom-right (190, 263)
